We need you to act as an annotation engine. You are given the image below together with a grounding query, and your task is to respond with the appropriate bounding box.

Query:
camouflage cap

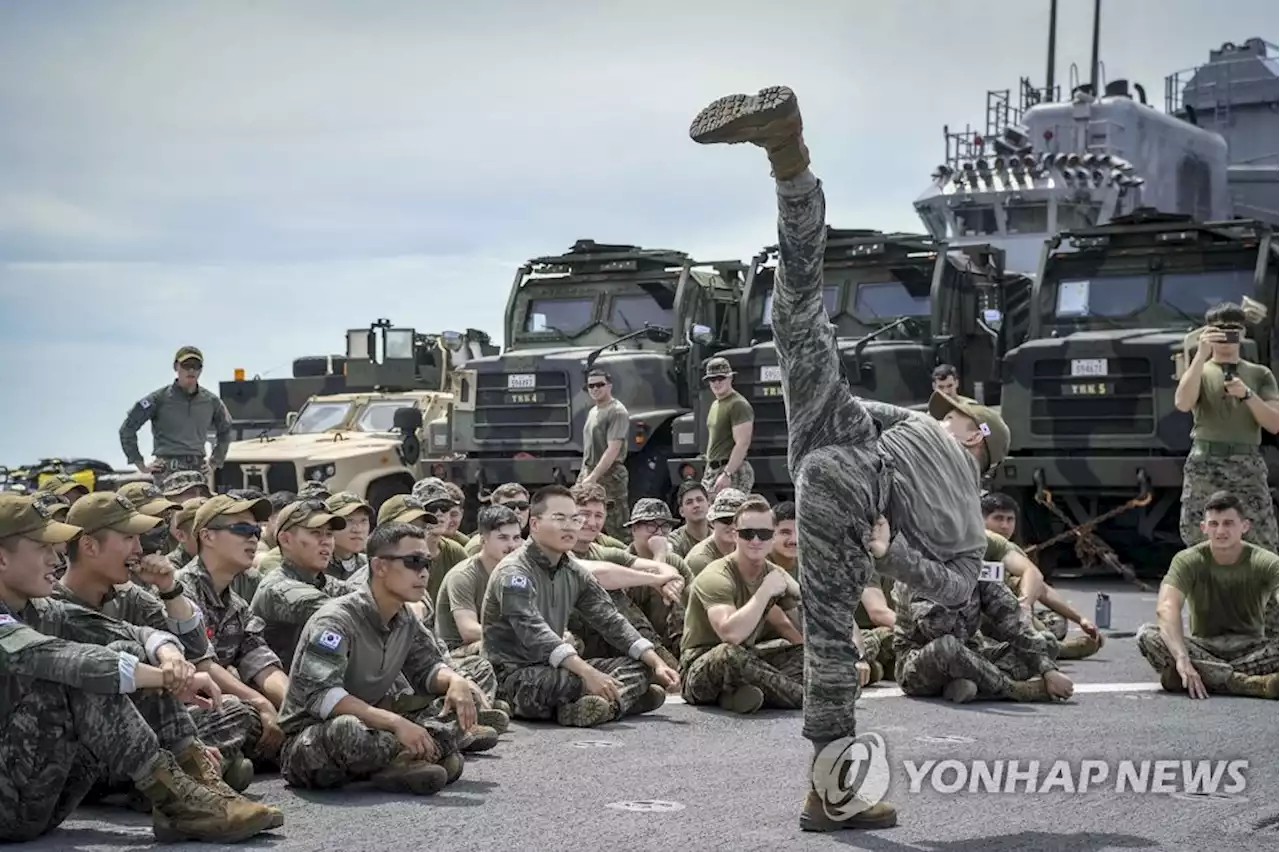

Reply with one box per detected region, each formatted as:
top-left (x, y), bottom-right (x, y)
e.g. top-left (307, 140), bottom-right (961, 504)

top-left (325, 491), bottom-right (373, 519)
top-left (927, 391), bottom-right (1012, 471)
top-left (702, 356), bottom-right (735, 380)
top-left (67, 492), bottom-right (164, 536)
top-left (192, 494), bottom-right (272, 537)
top-left (490, 482), bottom-right (529, 502)
top-left (276, 499), bottom-right (347, 535)
top-left (175, 497), bottom-right (207, 528)
top-left (174, 345), bottom-right (204, 364)
top-left (0, 494), bottom-right (83, 543)
top-left (117, 482), bottom-right (181, 517)
top-left (297, 482), bottom-right (333, 501)
top-left (707, 488), bottom-right (748, 522)
top-left (160, 470), bottom-right (210, 497)
top-left (32, 492), bottom-right (71, 520)
top-left (411, 477), bottom-right (457, 508)
top-left (37, 473), bottom-right (89, 497)
top-left (377, 494), bottom-right (436, 527)
top-left (625, 498), bottom-right (674, 527)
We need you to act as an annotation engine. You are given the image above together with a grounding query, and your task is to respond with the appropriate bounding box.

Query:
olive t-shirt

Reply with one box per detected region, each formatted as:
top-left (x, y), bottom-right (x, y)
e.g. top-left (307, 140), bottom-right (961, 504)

top-left (705, 391), bottom-right (754, 463)
top-left (1163, 542), bottom-right (1278, 638)
top-left (686, 536), bottom-right (731, 576)
top-left (982, 530), bottom-right (1027, 595)
top-left (1192, 360), bottom-right (1279, 445)
top-left (583, 399), bottom-right (630, 470)
top-left (425, 537), bottom-right (469, 608)
top-left (434, 556), bottom-right (493, 649)
top-left (681, 554), bottom-right (796, 660)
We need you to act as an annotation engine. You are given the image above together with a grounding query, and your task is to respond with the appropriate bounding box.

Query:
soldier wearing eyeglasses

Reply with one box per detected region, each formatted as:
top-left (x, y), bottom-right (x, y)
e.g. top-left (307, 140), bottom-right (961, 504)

top-left (679, 497), bottom-right (805, 715)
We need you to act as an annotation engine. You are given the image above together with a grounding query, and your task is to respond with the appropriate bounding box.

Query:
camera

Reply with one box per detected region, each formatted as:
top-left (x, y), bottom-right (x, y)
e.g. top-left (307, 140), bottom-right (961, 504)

top-left (1222, 329), bottom-right (1241, 344)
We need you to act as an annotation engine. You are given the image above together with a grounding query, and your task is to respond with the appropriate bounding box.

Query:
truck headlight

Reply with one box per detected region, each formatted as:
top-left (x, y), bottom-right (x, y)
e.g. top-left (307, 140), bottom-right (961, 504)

top-left (303, 463), bottom-right (336, 482)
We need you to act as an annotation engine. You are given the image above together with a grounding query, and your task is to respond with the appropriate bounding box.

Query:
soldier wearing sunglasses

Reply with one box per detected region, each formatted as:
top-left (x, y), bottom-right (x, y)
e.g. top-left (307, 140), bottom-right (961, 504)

top-left (464, 482), bottom-right (531, 555)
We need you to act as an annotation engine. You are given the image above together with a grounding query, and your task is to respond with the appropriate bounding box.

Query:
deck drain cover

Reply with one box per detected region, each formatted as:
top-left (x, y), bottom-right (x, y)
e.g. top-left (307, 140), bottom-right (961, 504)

top-left (570, 740), bottom-right (622, 748)
top-left (915, 735), bottom-right (974, 744)
top-left (606, 800), bottom-right (685, 812)
top-left (1170, 791), bottom-right (1248, 803)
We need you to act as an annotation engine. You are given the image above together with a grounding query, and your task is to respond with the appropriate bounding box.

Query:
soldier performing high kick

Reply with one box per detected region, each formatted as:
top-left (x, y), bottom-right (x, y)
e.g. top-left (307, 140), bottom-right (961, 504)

top-left (690, 86), bottom-right (1002, 832)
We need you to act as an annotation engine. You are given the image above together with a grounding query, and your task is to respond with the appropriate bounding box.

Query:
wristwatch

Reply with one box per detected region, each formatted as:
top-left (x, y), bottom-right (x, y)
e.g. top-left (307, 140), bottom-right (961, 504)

top-left (1242, 388), bottom-right (1254, 401)
top-left (158, 585), bottom-right (186, 601)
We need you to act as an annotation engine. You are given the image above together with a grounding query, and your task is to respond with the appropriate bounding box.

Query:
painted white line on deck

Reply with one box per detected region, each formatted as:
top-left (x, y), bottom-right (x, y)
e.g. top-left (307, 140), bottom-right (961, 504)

top-left (662, 681), bottom-right (1163, 705)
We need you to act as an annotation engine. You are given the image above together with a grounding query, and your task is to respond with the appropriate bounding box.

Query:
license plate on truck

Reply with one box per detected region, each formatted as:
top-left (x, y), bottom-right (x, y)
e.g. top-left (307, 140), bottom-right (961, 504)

top-left (760, 366), bottom-right (782, 383)
top-left (507, 373), bottom-right (536, 389)
top-left (1070, 358), bottom-right (1107, 377)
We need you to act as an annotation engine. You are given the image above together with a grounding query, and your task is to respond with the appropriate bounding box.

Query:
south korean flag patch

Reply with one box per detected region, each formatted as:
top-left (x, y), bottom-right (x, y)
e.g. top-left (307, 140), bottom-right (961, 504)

top-left (316, 630), bottom-right (344, 651)
top-left (505, 573), bottom-right (530, 591)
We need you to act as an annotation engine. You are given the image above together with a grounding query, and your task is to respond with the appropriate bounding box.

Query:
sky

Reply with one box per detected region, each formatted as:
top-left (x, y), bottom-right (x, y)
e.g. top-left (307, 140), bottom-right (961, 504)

top-left (1, 0), bottom-right (1276, 465)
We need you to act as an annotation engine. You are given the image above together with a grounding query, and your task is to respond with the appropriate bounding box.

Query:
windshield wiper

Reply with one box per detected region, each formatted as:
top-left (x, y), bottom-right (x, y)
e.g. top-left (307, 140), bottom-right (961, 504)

top-left (1156, 300), bottom-right (1202, 327)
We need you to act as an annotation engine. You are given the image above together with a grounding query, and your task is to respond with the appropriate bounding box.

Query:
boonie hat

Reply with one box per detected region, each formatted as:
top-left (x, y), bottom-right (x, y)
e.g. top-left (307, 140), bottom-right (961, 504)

top-left (702, 357), bottom-right (735, 381)
top-left (411, 477), bottom-right (457, 508)
top-left (927, 391), bottom-right (1012, 472)
top-left (275, 499), bottom-right (347, 535)
top-left (193, 494), bottom-right (272, 537)
top-left (161, 470), bottom-right (210, 497)
top-left (297, 482), bottom-right (333, 501)
top-left (66, 492), bottom-right (164, 536)
top-left (707, 488), bottom-right (748, 522)
top-left (0, 494), bottom-right (82, 543)
top-left (325, 491), bottom-right (373, 519)
top-left (118, 482), bottom-right (181, 517)
top-left (378, 494), bottom-right (436, 527)
top-left (37, 473), bottom-right (89, 497)
top-left (626, 498), bottom-right (675, 527)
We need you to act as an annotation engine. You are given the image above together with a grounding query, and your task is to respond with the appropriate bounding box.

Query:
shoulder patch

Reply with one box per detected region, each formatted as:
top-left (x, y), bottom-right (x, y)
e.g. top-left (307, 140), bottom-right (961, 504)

top-left (139, 397), bottom-right (153, 409)
top-left (504, 573), bottom-right (530, 590)
top-left (316, 629), bottom-right (344, 651)
top-left (0, 613), bottom-right (14, 626)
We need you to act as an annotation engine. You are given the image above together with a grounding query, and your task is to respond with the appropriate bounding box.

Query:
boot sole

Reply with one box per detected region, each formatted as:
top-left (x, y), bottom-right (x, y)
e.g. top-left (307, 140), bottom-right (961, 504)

top-left (800, 810), bottom-right (899, 831)
top-left (460, 733), bottom-right (500, 753)
top-left (153, 810), bottom-right (281, 844)
top-left (689, 86), bottom-right (797, 145)
top-left (370, 765), bottom-right (450, 796)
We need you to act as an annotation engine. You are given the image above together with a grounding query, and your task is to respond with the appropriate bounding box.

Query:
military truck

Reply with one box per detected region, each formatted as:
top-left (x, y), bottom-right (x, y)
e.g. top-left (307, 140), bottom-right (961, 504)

top-left (432, 240), bottom-right (745, 506)
top-left (215, 321), bottom-right (497, 509)
top-left (666, 230), bottom-right (1032, 500)
top-left (993, 211), bottom-right (1278, 575)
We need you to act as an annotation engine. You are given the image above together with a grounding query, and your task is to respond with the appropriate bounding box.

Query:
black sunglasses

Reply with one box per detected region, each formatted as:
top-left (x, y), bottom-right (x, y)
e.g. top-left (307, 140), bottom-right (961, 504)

top-left (735, 528), bottom-right (775, 542)
top-left (585, 382), bottom-right (608, 390)
top-left (206, 521), bottom-right (263, 539)
top-left (501, 501), bottom-right (530, 511)
top-left (380, 552), bottom-right (432, 572)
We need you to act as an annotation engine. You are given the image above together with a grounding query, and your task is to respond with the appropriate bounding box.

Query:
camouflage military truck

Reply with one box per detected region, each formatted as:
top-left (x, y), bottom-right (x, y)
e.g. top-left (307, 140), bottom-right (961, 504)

top-left (216, 321), bottom-right (497, 510)
top-left (993, 211), bottom-right (1278, 575)
top-left (432, 240), bottom-right (745, 508)
top-left (666, 229), bottom-right (1032, 500)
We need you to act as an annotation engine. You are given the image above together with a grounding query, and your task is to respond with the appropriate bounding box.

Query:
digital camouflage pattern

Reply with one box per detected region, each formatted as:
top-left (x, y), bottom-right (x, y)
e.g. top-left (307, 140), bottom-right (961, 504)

top-left (1136, 625), bottom-right (1279, 694)
top-left (1179, 452), bottom-right (1279, 551)
top-left (50, 580), bottom-right (213, 665)
top-left (566, 542), bottom-right (680, 670)
top-left (249, 559), bottom-right (358, 669)
top-left (176, 560), bottom-right (283, 684)
top-left (701, 459), bottom-right (755, 498)
top-left (859, 625), bottom-right (895, 673)
top-left (119, 382), bottom-right (231, 471)
top-left (498, 655), bottom-right (651, 724)
top-left (680, 642), bottom-right (804, 709)
top-left (161, 470), bottom-right (211, 498)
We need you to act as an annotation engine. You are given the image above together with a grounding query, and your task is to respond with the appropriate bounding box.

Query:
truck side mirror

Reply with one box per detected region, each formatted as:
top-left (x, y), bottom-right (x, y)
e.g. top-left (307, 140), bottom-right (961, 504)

top-left (982, 308), bottom-right (1003, 332)
top-left (393, 406), bottom-right (425, 435)
top-left (285, 412), bottom-right (298, 428)
top-left (689, 324), bottom-right (715, 346)
top-left (645, 326), bottom-right (674, 343)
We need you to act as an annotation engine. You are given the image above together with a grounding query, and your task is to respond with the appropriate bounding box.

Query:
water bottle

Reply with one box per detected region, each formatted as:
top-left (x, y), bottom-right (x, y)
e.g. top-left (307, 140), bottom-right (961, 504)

top-left (1095, 593), bottom-right (1112, 630)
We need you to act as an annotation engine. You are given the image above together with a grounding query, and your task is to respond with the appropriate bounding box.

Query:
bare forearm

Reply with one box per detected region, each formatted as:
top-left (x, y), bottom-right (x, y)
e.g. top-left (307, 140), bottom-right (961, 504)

top-left (1157, 608), bottom-right (1190, 661)
top-left (1245, 395), bottom-right (1279, 433)
top-left (1174, 357), bottom-right (1205, 412)
top-left (1039, 585), bottom-right (1083, 623)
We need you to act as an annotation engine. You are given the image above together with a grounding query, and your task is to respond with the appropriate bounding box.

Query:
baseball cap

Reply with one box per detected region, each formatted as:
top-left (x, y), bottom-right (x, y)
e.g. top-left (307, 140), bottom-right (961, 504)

top-left (377, 494), bottom-right (436, 527)
top-left (276, 499), bottom-right (347, 535)
top-left (702, 357), bottom-right (735, 380)
top-left (707, 488), bottom-right (748, 522)
top-left (175, 497), bottom-right (206, 528)
top-left (37, 473), bottom-right (89, 497)
top-left (66, 492), bottom-right (164, 536)
top-left (117, 482), bottom-right (181, 517)
top-left (160, 470), bottom-right (210, 497)
top-left (193, 494), bottom-right (272, 537)
top-left (325, 491), bottom-right (373, 518)
top-left (626, 498), bottom-right (674, 527)
top-left (411, 477), bottom-right (457, 508)
top-left (32, 492), bottom-right (71, 520)
top-left (175, 346), bottom-right (204, 364)
top-left (927, 391), bottom-right (1012, 471)
top-left (0, 494), bottom-right (82, 543)
top-left (297, 482), bottom-right (333, 501)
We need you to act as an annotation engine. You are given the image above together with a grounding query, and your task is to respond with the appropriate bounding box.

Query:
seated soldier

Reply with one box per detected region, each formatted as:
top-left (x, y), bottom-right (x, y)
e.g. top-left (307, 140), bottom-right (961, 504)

top-left (436, 505), bottom-right (523, 657)
top-left (854, 573), bottom-right (897, 684)
top-left (0, 494), bottom-right (281, 843)
top-left (566, 484), bottom-right (684, 671)
top-left (667, 481), bottom-right (711, 559)
top-left (252, 490), bottom-right (297, 573)
top-left (892, 522), bottom-right (1075, 703)
top-left (36, 472), bottom-right (91, 506)
top-left (1138, 491), bottom-right (1279, 699)
top-left (31, 492), bottom-right (72, 577)
top-left (680, 497), bottom-right (805, 714)
top-left (440, 481), bottom-right (471, 547)
top-left (981, 492), bottom-right (1069, 641)
top-left (411, 477), bottom-right (470, 602)
top-left (465, 482), bottom-right (531, 554)
top-left (277, 522), bottom-right (499, 794)
top-left (685, 488), bottom-right (746, 575)
top-left (177, 495), bottom-right (293, 768)
top-left (325, 492), bottom-right (373, 580)
top-left (167, 498), bottom-right (206, 571)
top-left (625, 498), bottom-right (695, 660)
top-left (249, 500), bottom-right (353, 669)
top-left (160, 469), bottom-right (212, 505)
top-left (481, 485), bottom-right (679, 727)
top-left (769, 501), bottom-right (798, 576)
top-left (118, 482), bottom-right (183, 555)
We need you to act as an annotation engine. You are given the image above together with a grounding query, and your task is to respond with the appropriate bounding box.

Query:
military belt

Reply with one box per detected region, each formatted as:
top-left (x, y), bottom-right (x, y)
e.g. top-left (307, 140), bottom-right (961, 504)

top-left (1189, 440), bottom-right (1259, 459)
top-left (706, 459), bottom-right (727, 471)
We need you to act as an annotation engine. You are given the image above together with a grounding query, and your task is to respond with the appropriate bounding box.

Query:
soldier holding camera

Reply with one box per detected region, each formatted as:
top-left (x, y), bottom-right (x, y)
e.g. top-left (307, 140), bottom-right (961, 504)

top-left (1174, 301), bottom-right (1280, 551)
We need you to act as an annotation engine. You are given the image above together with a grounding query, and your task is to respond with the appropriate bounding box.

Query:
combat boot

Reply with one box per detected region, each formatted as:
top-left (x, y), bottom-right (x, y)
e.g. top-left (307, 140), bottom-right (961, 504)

top-left (943, 679), bottom-right (978, 704)
top-left (800, 790), bottom-right (898, 832)
top-left (458, 725), bottom-right (501, 753)
top-left (630, 684), bottom-right (668, 715)
top-left (688, 86), bottom-right (811, 180)
top-left (1058, 634), bottom-right (1103, 661)
top-left (868, 661), bottom-right (885, 684)
top-left (1159, 666), bottom-right (1184, 693)
top-left (493, 699), bottom-right (513, 716)
top-left (1225, 672), bottom-right (1279, 699)
top-left (175, 743), bottom-right (283, 828)
top-left (440, 752), bottom-right (465, 784)
top-left (370, 753), bottom-right (449, 796)
top-left (1004, 678), bottom-right (1052, 702)
top-left (555, 695), bottom-right (615, 727)
top-left (135, 750), bottom-right (280, 843)
top-left (221, 756), bottom-right (255, 793)
top-left (718, 685), bottom-right (765, 714)
top-left (477, 707), bottom-right (510, 734)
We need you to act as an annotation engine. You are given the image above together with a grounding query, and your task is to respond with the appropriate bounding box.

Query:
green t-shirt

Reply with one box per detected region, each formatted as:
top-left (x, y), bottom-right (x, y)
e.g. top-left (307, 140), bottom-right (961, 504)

top-left (705, 391), bottom-right (754, 463)
top-left (681, 554), bottom-right (795, 659)
top-left (583, 399), bottom-right (630, 470)
top-left (425, 536), bottom-right (469, 608)
top-left (1192, 360), bottom-right (1279, 445)
top-left (1163, 542), bottom-right (1279, 638)
top-left (982, 530), bottom-right (1027, 594)
top-left (686, 536), bottom-right (730, 576)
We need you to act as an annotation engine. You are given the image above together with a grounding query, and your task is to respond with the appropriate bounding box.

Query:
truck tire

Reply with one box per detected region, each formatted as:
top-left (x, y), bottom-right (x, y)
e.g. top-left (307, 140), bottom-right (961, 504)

top-left (365, 476), bottom-right (413, 516)
top-left (628, 442), bottom-right (675, 506)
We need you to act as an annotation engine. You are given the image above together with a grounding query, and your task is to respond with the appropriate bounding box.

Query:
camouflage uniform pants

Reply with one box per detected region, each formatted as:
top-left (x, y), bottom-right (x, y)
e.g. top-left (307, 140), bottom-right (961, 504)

top-left (279, 706), bottom-right (459, 790)
top-left (424, 651), bottom-right (500, 713)
top-left (188, 696), bottom-right (267, 762)
top-left (860, 625), bottom-right (896, 673)
top-left (702, 460), bottom-right (755, 499)
top-left (680, 642), bottom-right (805, 708)
top-left (1136, 624), bottom-right (1279, 691)
top-left (0, 680), bottom-right (160, 843)
top-left (496, 657), bottom-right (651, 723)
top-left (151, 455), bottom-right (207, 489)
top-left (629, 583), bottom-right (687, 660)
top-left (1179, 452), bottom-right (1278, 551)
top-left (578, 464), bottom-right (631, 542)
top-left (1034, 611), bottom-right (1068, 641)
top-left (569, 589), bottom-right (681, 671)
top-left (896, 634), bottom-right (1054, 698)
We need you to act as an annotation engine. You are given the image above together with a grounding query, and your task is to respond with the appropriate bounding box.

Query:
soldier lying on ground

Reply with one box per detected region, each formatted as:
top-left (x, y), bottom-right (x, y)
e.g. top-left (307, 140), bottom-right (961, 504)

top-left (680, 497), bottom-right (807, 714)
top-left (625, 497), bottom-right (696, 660)
top-left (0, 494), bottom-right (281, 844)
top-left (668, 480), bottom-right (711, 559)
top-left (276, 522), bottom-right (501, 796)
top-left (325, 491), bottom-right (373, 580)
top-left (1138, 490), bottom-right (1279, 700)
top-left (481, 484), bottom-right (679, 727)
top-left (685, 488), bottom-right (747, 575)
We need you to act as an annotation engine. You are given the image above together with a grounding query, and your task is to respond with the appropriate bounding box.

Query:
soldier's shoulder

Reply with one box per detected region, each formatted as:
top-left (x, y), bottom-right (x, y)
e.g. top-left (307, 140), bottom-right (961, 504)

top-left (440, 536), bottom-right (468, 562)
top-left (1243, 543), bottom-right (1280, 569)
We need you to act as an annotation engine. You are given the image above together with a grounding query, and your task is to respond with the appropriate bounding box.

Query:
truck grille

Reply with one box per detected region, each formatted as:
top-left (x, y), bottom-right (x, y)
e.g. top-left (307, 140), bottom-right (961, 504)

top-left (214, 463), bottom-right (300, 495)
top-left (474, 370), bottom-right (573, 444)
top-left (1029, 357), bottom-right (1155, 437)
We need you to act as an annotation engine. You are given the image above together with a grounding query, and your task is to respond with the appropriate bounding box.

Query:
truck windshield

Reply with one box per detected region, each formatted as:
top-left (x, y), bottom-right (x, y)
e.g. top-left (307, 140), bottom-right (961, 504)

top-left (1053, 275), bottom-right (1150, 318)
top-left (290, 402), bottom-right (352, 434)
top-left (1158, 269), bottom-right (1255, 319)
top-left (854, 280), bottom-right (932, 320)
top-left (607, 293), bottom-right (674, 333)
top-left (524, 298), bottom-right (595, 334)
top-left (355, 399), bottom-right (416, 432)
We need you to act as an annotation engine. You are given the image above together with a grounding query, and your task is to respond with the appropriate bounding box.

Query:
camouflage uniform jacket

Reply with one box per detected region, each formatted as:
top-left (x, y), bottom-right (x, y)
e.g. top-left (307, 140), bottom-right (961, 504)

top-left (325, 553), bottom-right (368, 582)
top-left (251, 559), bottom-right (357, 669)
top-left (891, 578), bottom-right (1057, 674)
top-left (481, 541), bottom-right (654, 671)
top-left (119, 381), bottom-right (233, 466)
top-left (50, 579), bottom-right (213, 664)
top-left (177, 559), bottom-right (282, 683)
top-left (167, 545), bottom-right (195, 572)
top-left (0, 597), bottom-right (183, 693)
